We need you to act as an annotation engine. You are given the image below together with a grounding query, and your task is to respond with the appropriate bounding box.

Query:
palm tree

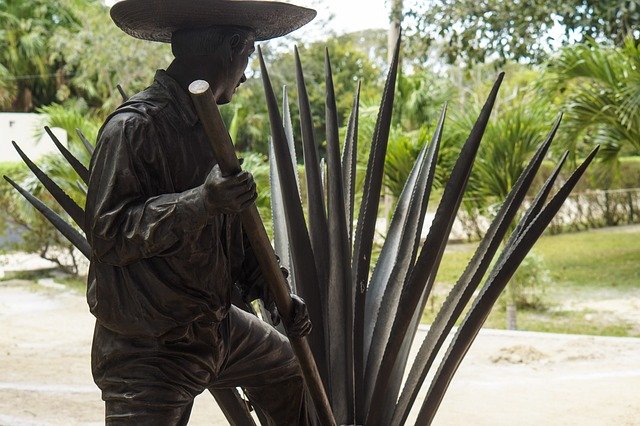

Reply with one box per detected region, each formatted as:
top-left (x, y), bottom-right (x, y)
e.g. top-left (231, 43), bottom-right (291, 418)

top-left (543, 37), bottom-right (640, 166)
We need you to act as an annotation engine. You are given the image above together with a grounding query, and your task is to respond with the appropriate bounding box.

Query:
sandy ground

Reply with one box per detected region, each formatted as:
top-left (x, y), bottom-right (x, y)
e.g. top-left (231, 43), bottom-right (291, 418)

top-left (1, 279), bottom-right (639, 426)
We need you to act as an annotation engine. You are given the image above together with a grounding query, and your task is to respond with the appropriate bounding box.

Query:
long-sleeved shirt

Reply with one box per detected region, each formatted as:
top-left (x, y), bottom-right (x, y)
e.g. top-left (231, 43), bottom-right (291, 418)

top-left (86, 70), bottom-right (262, 338)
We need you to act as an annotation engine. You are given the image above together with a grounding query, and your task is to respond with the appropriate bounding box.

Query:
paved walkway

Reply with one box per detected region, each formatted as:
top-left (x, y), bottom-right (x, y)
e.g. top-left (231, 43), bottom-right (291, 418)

top-left (1, 280), bottom-right (639, 425)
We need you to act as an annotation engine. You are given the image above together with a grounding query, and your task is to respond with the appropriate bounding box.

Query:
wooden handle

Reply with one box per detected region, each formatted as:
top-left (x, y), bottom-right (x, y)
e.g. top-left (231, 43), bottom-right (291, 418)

top-left (189, 80), bottom-right (336, 426)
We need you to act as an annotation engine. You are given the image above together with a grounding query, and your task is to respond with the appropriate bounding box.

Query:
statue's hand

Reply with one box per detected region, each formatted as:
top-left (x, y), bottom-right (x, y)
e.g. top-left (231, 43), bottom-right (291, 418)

top-left (286, 294), bottom-right (312, 339)
top-left (262, 266), bottom-right (291, 327)
top-left (263, 291), bottom-right (312, 338)
top-left (202, 164), bottom-right (257, 214)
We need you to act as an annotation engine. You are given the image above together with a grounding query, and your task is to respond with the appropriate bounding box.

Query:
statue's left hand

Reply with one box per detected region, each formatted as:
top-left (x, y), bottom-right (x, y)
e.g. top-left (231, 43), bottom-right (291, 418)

top-left (264, 292), bottom-right (312, 339)
top-left (286, 294), bottom-right (312, 339)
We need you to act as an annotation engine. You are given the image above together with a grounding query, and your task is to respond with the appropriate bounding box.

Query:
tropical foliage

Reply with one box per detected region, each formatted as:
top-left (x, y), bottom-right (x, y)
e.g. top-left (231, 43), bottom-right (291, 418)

top-left (542, 37), bottom-right (640, 168)
top-left (0, 0), bottom-right (79, 110)
top-left (0, 160), bottom-right (80, 274)
top-left (225, 31), bottom-right (385, 154)
top-left (50, 0), bottom-right (172, 115)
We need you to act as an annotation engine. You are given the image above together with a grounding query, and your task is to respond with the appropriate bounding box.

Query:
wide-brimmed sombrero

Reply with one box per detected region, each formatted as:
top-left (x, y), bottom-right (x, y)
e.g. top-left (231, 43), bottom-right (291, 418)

top-left (110, 0), bottom-right (317, 42)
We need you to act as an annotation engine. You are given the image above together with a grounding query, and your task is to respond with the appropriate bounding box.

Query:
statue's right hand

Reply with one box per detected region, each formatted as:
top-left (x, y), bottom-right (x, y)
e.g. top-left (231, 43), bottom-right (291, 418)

top-left (201, 164), bottom-right (257, 214)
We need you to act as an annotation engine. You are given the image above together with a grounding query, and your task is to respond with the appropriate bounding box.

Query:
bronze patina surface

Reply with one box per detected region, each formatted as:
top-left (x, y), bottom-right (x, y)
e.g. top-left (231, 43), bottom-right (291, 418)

top-left (85, 1), bottom-right (318, 424)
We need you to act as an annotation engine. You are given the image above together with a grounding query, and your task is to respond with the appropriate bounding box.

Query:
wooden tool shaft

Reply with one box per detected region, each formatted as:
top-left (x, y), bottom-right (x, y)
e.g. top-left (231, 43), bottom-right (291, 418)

top-left (189, 80), bottom-right (336, 426)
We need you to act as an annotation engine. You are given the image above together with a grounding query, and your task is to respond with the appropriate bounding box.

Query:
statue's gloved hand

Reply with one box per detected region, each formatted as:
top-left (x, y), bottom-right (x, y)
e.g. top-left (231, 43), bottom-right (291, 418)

top-left (201, 164), bottom-right (257, 214)
top-left (263, 290), bottom-right (312, 339)
top-left (287, 294), bottom-right (312, 339)
top-left (262, 265), bottom-right (290, 326)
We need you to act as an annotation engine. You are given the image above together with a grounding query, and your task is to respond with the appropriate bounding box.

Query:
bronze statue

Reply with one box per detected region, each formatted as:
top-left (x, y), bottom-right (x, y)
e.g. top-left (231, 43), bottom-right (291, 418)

top-left (4, 0), bottom-right (600, 424)
top-left (86, 0), bottom-right (316, 423)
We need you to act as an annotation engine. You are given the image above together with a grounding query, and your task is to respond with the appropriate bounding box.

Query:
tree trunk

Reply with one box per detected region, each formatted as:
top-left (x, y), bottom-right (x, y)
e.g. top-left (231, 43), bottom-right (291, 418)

top-left (388, 0), bottom-right (403, 64)
top-left (13, 86), bottom-right (33, 112)
top-left (506, 283), bottom-right (518, 330)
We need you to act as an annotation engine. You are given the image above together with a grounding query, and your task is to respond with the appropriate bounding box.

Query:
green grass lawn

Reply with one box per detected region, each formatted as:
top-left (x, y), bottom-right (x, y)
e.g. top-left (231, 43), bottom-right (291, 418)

top-left (536, 229), bottom-right (640, 289)
top-left (424, 226), bottom-right (640, 337)
top-left (3, 226), bottom-right (638, 337)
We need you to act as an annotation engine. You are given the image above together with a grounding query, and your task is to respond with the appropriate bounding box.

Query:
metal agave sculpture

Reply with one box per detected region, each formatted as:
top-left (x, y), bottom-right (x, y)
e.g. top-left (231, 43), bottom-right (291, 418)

top-left (4, 36), bottom-right (598, 425)
top-left (259, 36), bottom-right (598, 425)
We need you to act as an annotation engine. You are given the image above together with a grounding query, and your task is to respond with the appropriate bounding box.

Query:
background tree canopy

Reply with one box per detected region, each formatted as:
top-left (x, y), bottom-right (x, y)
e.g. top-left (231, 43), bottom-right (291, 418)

top-left (0, 0), bottom-right (79, 111)
top-left (0, 0), bottom-right (638, 241)
top-left (407, 0), bottom-right (640, 64)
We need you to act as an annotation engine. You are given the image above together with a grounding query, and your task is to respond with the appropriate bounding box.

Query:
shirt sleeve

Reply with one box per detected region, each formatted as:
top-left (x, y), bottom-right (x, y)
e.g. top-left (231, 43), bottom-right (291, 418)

top-left (86, 112), bottom-right (209, 266)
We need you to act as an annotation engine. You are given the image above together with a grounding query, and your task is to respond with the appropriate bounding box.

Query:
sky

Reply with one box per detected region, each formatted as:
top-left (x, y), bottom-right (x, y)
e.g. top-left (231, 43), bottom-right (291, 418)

top-left (105, 0), bottom-right (393, 36)
top-left (311, 0), bottom-right (390, 33)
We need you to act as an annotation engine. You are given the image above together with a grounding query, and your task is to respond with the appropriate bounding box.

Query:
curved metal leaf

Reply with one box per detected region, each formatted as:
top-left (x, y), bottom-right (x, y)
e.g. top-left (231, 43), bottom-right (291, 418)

top-left (325, 47), bottom-right (355, 423)
top-left (76, 128), bottom-right (94, 155)
top-left (45, 126), bottom-right (89, 184)
top-left (4, 175), bottom-right (90, 259)
top-left (342, 81), bottom-right (361, 252)
top-left (295, 46), bottom-right (330, 311)
top-left (12, 141), bottom-right (86, 232)
top-left (363, 106), bottom-right (446, 424)
top-left (417, 146), bottom-right (599, 424)
top-left (364, 73), bottom-right (505, 426)
top-left (258, 46), bottom-right (328, 388)
top-left (392, 116), bottom-right (563, 425)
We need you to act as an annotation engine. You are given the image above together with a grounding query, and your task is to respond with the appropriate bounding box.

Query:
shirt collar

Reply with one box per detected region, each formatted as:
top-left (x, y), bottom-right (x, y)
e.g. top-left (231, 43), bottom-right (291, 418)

top-left (153, 69), bottom-right (199, 127)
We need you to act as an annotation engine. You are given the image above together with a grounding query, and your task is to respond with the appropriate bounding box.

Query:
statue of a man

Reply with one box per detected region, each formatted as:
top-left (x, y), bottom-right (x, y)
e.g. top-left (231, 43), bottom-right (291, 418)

top-left (85, 0), bottom-right (317, 423)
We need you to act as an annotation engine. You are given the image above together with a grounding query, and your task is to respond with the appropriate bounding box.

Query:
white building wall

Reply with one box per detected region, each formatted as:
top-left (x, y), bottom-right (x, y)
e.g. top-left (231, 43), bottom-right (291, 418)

top-left (0, 113), bottom-right (67, 162)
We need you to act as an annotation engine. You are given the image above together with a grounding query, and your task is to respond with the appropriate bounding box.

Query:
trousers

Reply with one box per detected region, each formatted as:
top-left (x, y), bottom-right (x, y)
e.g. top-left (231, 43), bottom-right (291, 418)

top-left (92, 306), bottom-right (309, 425)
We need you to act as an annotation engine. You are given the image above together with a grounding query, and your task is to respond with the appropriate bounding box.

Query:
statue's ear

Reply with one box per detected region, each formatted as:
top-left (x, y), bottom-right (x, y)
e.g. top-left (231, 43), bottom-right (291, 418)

top-left (229, 34), bottom-right (241, 49)
top-left (229, 34), bottom-right (241, 60)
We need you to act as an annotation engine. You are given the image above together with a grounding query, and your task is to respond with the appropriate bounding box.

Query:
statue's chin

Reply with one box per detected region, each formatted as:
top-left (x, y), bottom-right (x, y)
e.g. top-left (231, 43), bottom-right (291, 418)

top-left (216, 94), bottom-right (233, 105)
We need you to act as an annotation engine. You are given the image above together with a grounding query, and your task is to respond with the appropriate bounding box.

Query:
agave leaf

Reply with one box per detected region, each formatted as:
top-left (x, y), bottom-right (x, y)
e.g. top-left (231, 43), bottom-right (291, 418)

top-left (295, 46), bottom-right (330, 309)
top-left (4, 175), bottom-right (91, 259)
top-left (274, 86), bottom-right (303, 294)
top-left (342, 81), bottom-right (361, 252)
top-left (364, 106), bottom-right (445, 361)
top-left (352, 34), bottom-right (402, 421)
top-left (510, 151), bottom-right (570, 243)
top-left (44, 126), bottom-right (89, 184)
top-left (76, 128), bottom-right (94, 155)
top-left (344, 81), bottom-right (364, 419)
top-left (210, 388), bottom-right (257, 426)
top-left (116, 84), bottom-right (129, 102)
top-left (325, 47), bottom-right (354, 423)
top-left (269, 137), bottom-right (294, 294)
top-left (282, 86), bottom-right (301, 193)
top-left (362, 105), bottom-right (445, 423)
top-left (391, 116), bottom-right (563, 425)
top-left (258, 46), bottom-right (328, 387)
top-left (416, 147), bottom-right (599, 424)
top-left (11, 141), bottom-right (86, 232)
top-left (352, 32), bottom-right (401, 311)
top-left (364, 73), bottom-right (505, 426)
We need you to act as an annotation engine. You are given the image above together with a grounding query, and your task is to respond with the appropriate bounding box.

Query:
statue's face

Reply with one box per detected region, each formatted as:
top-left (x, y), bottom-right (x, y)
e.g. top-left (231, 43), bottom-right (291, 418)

top-left (218, 38), bottom-right (255, 104)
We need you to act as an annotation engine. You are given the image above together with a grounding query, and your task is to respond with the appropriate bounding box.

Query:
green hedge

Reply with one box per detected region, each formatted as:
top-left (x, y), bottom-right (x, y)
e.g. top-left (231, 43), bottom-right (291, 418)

top-left (533, 156), bottom-right (640, 192)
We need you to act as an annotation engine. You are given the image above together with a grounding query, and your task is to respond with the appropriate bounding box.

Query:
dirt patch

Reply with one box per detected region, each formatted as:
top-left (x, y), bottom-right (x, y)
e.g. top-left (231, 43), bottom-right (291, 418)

top-left (558, 289), bottom-right (640, 335)
top-left (490, 345), bottom-right (548, 364)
